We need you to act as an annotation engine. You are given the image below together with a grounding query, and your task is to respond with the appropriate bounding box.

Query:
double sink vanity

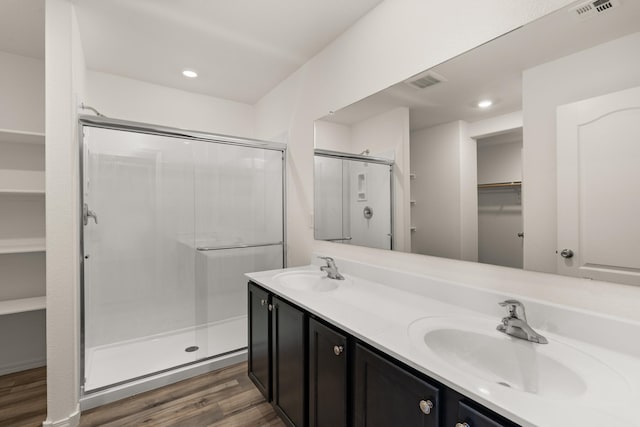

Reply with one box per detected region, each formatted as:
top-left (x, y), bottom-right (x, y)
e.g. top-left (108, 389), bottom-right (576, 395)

top-left (246, 255), bottom-right (640, 427)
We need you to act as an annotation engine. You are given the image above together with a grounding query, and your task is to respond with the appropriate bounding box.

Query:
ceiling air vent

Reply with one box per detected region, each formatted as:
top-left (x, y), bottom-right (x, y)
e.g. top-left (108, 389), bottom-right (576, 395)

top-left (570, 0), bottom-right (620, 21)
top-left (404, 70), bottom-right (447, 90)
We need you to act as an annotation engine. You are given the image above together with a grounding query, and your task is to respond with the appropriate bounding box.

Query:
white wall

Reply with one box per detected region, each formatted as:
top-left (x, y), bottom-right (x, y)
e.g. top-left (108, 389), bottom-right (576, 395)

top-left (0, 51), bottom-right (44, 132)
top-left (314, 120), bottom-right (351, 151)
top-left (522, 31), bottom-right (640, 273)
top-left (85, 71), bottom-right (255, 138)
top-left (477, 134), bottom-right (522, 184)
top-left (45, 1), bottom-right (85, 425)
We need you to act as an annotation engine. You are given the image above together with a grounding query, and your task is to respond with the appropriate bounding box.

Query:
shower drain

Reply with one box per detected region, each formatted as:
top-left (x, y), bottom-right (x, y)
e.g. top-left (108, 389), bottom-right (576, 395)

top-left (185, 346), bottom-right (199, 352)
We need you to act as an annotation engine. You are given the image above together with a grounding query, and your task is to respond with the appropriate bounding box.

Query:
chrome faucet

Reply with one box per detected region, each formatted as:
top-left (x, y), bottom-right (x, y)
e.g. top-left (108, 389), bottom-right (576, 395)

top-left (497, 300), bottom-right (548, 344)
top-left (318, 256), bottom-right (344, 280)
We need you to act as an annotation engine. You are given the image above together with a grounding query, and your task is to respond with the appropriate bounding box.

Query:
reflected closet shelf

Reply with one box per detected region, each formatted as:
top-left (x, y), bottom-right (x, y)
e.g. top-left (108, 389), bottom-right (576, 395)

top-left (0, 128), bottom-right (45, 145)
top-left (0, 238), bottom-right (46, 255)
top-left (0, 297), bottom-right (46, 316)
top-left (477, 181), bottom-right (522, 189)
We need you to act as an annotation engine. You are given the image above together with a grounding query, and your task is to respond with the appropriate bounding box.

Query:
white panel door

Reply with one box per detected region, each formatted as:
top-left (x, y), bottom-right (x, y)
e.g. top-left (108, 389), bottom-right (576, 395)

top-left (557, 86), bottom-right (640, 285)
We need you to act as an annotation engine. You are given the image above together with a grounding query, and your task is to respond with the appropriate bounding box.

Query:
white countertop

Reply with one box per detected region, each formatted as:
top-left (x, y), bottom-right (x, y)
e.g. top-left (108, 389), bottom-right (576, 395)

top-left (247, 260), bottom-right (640, 427)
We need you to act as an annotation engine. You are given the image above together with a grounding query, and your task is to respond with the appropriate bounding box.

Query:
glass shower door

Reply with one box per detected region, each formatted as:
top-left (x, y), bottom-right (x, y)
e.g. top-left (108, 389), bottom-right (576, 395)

top-left (192, 141), bottom-right (284, 360)
top-left (82, 127), bottom-right (197, 392)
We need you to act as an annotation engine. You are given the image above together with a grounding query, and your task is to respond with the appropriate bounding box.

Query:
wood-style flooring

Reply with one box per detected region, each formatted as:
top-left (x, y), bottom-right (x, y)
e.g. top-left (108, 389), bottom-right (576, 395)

top-left (0, 362), bottom-right (285, 427)
top-left (0, 366), bottom-right (46, 427)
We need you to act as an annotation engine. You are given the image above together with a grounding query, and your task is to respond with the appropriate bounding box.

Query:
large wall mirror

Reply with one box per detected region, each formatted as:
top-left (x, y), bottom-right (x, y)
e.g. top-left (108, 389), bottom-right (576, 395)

top-left (314, 0), bottom-right (640, 286)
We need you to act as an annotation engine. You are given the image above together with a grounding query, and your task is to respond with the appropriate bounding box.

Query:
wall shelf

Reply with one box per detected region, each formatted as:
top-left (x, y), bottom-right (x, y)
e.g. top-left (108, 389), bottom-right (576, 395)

top-left (0, 188), bottom-right (45, 195)
top-left (0, 297), bottom-right (46, 316)
top-left (477, 181), bottom-right (522, 189)
top-left (0, 128), bottom-right (45, 145)
top-left (0, 238), bottom-right (46, 255)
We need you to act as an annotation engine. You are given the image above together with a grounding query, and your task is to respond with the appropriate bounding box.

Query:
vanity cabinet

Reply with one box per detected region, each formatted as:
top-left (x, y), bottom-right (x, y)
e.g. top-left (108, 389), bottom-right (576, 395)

top-left (248, 282), bottom-right (307, 427)
top-left (248, 282), bottom-right (271, 399)
top-left (272, 296), bottom-right (307, 427)
top-left (247, 281), bottom-right (519, 427)
top-left (309, 318), bottom-right (348, 427)
top-left (455, 400), bottom-right (513, 427)
top-left (354, 344), bottom-right (440, 427)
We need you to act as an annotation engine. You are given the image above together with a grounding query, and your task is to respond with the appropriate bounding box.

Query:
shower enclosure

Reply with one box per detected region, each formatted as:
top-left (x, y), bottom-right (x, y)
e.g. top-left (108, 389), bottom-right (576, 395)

top-left (79, 117), bottom-right (285, 398)
top-left (314, 149), bottom-right (393, 250)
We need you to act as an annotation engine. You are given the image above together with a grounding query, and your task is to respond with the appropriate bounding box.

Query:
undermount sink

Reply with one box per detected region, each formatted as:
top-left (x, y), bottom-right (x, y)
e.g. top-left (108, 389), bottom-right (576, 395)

top-left (407, 316), bottom-right (629, 401)
top-left (273, 271), bottom-right (350, 292)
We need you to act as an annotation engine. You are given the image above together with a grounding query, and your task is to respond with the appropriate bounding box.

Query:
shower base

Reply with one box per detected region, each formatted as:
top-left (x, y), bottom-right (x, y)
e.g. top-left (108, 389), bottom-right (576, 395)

top-left (83, 315), bottom-right (247, 396)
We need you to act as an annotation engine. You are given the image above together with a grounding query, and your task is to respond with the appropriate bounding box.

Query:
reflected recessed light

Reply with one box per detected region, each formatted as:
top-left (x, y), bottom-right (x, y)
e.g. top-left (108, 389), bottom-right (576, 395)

top-left (477, 99), bottom-right (493, 108)
top-left (182, 70), bottom-right (198, 78)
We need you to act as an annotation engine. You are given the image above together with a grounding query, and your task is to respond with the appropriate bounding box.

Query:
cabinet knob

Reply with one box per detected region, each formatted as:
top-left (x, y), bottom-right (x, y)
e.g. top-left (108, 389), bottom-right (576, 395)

top-left (455, 423), bottom-right (470, 427)
top-left (333, 345), bottom-right (344, 356)
top-left (419, 399), bottom-right (433, 415)
top-left (260, 299), bottom-right (267, 306)
top-left (268, 304), bottom-right (273, 312)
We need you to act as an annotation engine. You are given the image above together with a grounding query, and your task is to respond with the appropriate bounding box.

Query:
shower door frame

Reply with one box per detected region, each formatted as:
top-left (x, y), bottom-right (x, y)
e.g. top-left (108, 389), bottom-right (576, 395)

top-left (78, 115), bottom-right (287, 396)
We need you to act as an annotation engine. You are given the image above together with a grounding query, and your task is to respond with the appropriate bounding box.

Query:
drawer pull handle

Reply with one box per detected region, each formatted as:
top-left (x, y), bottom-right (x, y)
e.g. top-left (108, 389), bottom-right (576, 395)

top-left (419, 399), bottom-right (433, 415)
top-left (456, 423), bottom-right (470, 427)
top-left (333, 345), bottom-right (344, 356)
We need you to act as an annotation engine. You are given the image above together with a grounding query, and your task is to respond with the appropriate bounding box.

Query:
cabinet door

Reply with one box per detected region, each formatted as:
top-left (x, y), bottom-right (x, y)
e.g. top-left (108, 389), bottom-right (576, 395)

top-left (272, 296), bottom-right (306, 427)
top-left (354, 344), bottom-right (440, 427)
top-left (309, 318), bottom-right (348, 427)
top-left (248, 282), bottom-right (271, 400)
top-left (457, 401), bottom-right (518, 427)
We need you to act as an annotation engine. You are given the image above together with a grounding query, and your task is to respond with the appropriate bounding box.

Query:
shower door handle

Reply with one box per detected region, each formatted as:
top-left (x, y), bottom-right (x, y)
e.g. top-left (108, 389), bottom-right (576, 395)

top-left (83, 203), bottom-right (98, 225)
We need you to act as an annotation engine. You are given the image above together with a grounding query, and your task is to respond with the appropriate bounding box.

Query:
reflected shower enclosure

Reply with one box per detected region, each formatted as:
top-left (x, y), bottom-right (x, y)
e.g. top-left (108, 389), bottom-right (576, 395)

top-left (80, 118), bottom-right (285, 394)
top-left (314, 149), bottom-right (393, 250)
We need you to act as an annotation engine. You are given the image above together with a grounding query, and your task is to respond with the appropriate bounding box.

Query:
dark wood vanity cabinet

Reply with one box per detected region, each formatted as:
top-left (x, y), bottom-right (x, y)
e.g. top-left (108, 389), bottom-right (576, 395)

top-left (309, 318), bottom-right (348, 427)
top-left (272, 296), bottom-right (307, 427)
top-left (247, 281), bottom-right (519, 427)
top-left (354, 344), bottom-right (440, 427)
top-left (248, 282), bottom-right (271, 400)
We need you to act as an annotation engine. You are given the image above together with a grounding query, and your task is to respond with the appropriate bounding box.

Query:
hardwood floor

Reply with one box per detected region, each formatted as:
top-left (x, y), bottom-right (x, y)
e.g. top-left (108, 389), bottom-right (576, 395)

top-left (0, 362), bottom-right (285, 427)
top-left (0, 367), bottom-right (46, 427)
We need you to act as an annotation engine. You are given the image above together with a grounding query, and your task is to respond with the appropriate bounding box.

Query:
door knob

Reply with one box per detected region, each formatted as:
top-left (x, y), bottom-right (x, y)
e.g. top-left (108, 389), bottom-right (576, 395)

top-left (560, 249), bottom-right (574, 258)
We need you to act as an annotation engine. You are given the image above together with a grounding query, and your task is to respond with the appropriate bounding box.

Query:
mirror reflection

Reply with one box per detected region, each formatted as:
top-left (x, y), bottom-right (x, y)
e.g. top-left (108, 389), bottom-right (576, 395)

top-left (314, 150), bottom-right (393, 250)
top-left (314, 0), bottom-right (640, 286)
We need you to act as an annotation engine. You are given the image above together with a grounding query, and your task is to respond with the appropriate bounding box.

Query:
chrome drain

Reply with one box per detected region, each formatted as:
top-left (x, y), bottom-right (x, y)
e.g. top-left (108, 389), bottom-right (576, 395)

top-left (185, 346), bottom-right (199, 352)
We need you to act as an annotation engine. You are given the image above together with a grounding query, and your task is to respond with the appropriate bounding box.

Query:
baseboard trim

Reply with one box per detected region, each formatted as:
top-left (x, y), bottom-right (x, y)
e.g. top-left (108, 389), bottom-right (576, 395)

top-left (0, 357), bottom-right (46, 376)
top-left (42, 405), bottom-right (81, 427)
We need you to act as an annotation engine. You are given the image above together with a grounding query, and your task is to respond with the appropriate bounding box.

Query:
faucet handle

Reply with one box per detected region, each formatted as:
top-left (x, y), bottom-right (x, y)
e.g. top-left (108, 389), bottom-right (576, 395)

top-left (499, 299), bottom-right (527, 321)
top-left (318, 256), bottom-right (336, 266)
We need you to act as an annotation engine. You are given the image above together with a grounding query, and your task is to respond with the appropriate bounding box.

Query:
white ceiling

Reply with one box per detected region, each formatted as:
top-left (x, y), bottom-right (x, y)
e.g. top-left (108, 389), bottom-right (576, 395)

top-left (73, 0), bottom-right (385, 104)
top-left (325, 0), bottom-right (640, 131)
top-left (0, 0), bottom-right (44, 59)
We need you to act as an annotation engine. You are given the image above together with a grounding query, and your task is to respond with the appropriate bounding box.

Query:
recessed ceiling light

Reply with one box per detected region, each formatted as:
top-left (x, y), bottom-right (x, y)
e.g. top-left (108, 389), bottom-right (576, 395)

top-left (477, 99), bottom-right (493, 108)
top-left (182, 70), bottom-right (198, 78)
